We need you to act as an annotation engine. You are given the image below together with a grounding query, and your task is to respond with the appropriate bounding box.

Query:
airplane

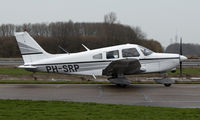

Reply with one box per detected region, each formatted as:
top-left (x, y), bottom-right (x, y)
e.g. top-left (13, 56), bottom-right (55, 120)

top-left (14, 31), bottom-right (187, 87)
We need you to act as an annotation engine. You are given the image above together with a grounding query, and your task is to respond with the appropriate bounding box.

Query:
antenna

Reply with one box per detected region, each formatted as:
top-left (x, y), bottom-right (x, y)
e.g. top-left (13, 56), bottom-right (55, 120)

top-left (82, 44), bottom-right (90, 51)
top-left (175, 29), bottom-right (178, 43)
top-left (58, 45), bottom-right (69, 54)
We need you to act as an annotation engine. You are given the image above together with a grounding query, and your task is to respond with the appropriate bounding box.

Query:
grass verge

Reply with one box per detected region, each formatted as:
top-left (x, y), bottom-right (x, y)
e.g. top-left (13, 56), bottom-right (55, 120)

top-left (1, 80), bottom-right (200, 84)
top-left (0, 67), bottom-right (200, 76)
top-left (0, 100), bottom-right (200, 120)
top-left (0, 67), bottom-right (35, 75)
top-left (0, 80), bottom-right (110, 84)
top-left (169, 67), bottom-right (200, 76)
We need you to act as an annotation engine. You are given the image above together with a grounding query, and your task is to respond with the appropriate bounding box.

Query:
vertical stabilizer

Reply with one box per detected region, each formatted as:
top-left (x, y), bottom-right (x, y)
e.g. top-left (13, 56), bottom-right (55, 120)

top-left (14, 32), bottom-right (52, 64)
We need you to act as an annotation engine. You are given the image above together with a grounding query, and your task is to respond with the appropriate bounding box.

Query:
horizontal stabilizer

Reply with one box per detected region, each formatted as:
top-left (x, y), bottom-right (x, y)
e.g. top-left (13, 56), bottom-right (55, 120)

top-left (18, 65), bottom-right (37, 72)
top-left (18, 65), bottom-right (37, 69)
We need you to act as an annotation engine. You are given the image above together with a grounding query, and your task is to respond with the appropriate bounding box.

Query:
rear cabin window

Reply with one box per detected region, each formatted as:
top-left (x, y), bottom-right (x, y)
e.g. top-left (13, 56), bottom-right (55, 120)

top-left (106, 50), bottom-right (119, 59)
top-left (122, 48), bottom-right (140, 57)
top-left (93, 53), bottom-right (102, 59)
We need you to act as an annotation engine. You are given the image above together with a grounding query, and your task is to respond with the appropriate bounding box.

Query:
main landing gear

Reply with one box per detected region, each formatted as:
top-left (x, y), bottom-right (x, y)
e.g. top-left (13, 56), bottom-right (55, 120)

top-left (108, 74), bottom-right (131, 87)
top-left (108, 73), bottom-right (175, 87)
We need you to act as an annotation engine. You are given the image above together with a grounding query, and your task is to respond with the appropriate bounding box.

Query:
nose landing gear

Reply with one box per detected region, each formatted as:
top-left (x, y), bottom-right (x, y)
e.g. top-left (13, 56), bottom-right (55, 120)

top-left (154, 77), bottom-right (174, 87)
top-left (154, 73), bottom-right (175, 87)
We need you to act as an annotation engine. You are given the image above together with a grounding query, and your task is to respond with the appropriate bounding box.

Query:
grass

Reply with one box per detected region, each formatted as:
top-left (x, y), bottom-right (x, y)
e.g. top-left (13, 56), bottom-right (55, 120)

top-left (0, 67), bottom-right (34, 75)
top-left (0, 100), bottom-right (200, 120)
top-left (0, 80), bottom-right (200, 84)
top-left (169, 67), bottom-right (200, 76)
top-left (0, 80), bottom-right (110, 84)
top-left (0, 67), bottom-right (200, 84)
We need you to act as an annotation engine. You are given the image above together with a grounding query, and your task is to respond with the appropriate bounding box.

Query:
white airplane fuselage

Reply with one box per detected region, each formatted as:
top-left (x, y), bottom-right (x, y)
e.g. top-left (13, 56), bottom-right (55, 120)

top-left (21, 44), bottom-right (186, 76)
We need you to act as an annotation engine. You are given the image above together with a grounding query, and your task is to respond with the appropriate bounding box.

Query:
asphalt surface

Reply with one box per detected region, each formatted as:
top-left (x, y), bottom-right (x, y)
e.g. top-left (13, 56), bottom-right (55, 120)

top-left (0, 84), bottom-right (200, 108)
top-left (0, 60), bottom-right (23, 65)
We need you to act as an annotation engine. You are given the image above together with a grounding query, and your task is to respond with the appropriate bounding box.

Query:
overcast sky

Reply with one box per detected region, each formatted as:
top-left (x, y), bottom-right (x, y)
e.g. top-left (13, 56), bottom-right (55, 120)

top-left (0, 0), bottom-right (200, 47)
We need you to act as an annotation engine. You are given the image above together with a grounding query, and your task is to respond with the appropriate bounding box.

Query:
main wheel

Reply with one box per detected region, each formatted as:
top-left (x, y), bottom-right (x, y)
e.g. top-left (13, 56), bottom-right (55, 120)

top-left (164, 83), bottom-right (171, 87)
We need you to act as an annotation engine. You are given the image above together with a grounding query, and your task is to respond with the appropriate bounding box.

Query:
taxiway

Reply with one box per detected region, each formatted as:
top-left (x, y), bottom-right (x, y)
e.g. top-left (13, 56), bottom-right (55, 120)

top-left (0, 84), bottom-right (200, 108)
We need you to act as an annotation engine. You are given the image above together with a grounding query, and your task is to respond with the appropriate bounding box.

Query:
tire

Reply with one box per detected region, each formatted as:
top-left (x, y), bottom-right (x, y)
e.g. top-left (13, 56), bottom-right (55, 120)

top-left (164, 83), bottom-right (171, 87)
top-left (116, 84), bottom-right (128, 87)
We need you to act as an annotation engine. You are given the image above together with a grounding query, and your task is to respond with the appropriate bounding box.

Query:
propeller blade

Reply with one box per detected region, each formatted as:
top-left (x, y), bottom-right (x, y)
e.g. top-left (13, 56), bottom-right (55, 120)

top-left (179, 38), bottom-right (183, 77)
top-left (180, 38), bottom-right (182, 55)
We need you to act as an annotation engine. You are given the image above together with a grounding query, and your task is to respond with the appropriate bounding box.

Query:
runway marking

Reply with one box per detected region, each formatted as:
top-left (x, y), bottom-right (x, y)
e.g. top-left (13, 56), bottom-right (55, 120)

top-left (98, 86), bottom-right (104, 97)
top-left (143, 94), bottom-right (152, 102)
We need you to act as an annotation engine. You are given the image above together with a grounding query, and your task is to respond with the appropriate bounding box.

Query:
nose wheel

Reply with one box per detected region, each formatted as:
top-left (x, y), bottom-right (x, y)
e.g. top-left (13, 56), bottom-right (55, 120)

top-left (154, 73), bottom-right (175, 87)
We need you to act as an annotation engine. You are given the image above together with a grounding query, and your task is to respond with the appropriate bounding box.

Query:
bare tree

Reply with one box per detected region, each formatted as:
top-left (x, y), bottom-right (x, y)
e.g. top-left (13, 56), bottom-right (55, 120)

top-left (0, 21), bottom-right (164, 57)
top-left (104, 12), bottom-right (117, 24)
top-left (132, 26), bottom-right (146, 40)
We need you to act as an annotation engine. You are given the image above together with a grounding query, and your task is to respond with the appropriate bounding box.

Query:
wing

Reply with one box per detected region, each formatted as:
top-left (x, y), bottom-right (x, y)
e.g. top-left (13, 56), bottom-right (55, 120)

top-left (102, 59), bottom-right (141, 76)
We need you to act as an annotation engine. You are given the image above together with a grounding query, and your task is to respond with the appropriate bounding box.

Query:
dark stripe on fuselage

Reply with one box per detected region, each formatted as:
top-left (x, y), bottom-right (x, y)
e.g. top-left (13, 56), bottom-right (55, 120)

top-left (22, 52), bottom-right (43, 55)
top-left (30, 60), bottom-right (112, 66)
top-left (28, 57), bottom-right (179, 66)
top-left (139, 57), bottom-right (179, 61)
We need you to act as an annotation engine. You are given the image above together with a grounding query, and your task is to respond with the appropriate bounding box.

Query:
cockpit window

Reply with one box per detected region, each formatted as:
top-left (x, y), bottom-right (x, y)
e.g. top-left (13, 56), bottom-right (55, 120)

top-left (139, 45), bottom-right (153, 56)
top-left (122, 48), bottom-right (140, 57)
top-left (106, 50), bottom-right (119, 59)
top-left (93, 53), bottom-right (102, 59)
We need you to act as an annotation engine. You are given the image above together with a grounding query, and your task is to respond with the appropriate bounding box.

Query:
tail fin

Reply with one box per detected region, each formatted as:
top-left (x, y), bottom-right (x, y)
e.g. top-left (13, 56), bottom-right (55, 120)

top-left (14, 32), bottom-right (52, 64)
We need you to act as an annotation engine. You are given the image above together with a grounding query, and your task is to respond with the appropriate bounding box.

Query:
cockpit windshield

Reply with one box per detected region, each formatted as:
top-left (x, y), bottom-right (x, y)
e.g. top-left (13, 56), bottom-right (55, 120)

top-left (138, 45), bottom-right (154, 56)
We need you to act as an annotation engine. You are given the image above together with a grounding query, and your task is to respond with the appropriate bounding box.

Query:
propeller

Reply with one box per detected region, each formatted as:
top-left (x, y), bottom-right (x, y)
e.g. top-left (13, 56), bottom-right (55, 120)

top-left (179, 38), bottom-right (183, 77)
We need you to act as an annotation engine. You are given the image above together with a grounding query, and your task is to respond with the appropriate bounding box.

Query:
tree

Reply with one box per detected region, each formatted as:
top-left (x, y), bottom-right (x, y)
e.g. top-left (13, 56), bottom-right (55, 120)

top-left (104, 12), bottom-right (117, 24)
top-left (0, 21), bottom-right (163, 57)
top-left (132, 26), bottom-right (146, 40)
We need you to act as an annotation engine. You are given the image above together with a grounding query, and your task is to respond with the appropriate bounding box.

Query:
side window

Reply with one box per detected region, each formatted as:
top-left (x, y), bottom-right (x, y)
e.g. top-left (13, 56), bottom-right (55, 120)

top-left (122, 48), bottom-right (140, 57)
top-left (106, 50), bottom-right (119, 59)
top-left (93, 53), bottom-right (102, 59)
top-left (139, 46), bottom-right (153, 56)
